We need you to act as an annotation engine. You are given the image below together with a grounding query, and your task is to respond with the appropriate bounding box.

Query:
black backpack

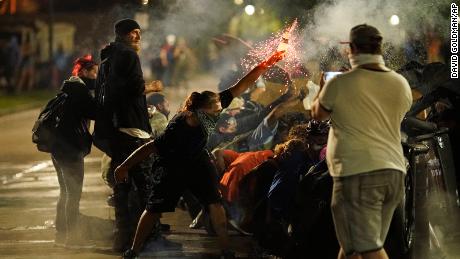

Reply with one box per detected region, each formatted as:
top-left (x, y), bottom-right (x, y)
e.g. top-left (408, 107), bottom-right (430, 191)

top-left (32, 92), bottom-right (68, 152)
top-left (93, 57), bottom-right (116, 156)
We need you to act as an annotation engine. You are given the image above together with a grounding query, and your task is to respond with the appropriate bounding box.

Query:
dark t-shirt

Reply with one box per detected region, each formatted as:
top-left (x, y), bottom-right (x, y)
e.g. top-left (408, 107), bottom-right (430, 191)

top-left (154, 89), bottom-right (233, 162)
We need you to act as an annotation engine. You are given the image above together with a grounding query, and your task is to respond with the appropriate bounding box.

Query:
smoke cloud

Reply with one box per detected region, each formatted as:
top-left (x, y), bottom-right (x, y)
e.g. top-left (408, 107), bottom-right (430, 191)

top-left (300, 0), bottom-right (453, 66)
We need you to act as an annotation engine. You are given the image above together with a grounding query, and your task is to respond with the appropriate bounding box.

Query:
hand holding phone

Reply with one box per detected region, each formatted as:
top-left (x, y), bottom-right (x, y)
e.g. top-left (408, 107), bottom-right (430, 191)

top-left (324, 71), bottom-right (343, 82)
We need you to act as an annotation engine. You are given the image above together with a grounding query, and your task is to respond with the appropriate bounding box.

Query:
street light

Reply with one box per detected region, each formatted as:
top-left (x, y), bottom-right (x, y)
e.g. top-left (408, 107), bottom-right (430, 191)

top-left (234, 0), bottom-right (243, 5)
top-left (142, 0), bottom-right (148, 5)
top-left (245, 4), bottom-right (255, 16)
top-left (390, 15), bottom-right (400, 26)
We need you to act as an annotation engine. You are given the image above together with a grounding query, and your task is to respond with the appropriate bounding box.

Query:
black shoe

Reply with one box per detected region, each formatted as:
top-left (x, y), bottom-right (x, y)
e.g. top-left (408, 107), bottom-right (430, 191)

top-left (113, 232), bottom-right (131, 253)
top-left (160, 223), bottom-right (171, 232)
top-left (220, 249), bottom-right (236, 259)
top-left (122, 248), bottom-right (138, 259)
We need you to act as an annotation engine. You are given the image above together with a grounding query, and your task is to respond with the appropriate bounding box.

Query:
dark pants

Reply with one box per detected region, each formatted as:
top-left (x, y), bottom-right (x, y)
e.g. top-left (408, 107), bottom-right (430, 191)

top-left (51, 153), bottom-right (84, 237)
top-left (107, 132), bottom-right (152, 236)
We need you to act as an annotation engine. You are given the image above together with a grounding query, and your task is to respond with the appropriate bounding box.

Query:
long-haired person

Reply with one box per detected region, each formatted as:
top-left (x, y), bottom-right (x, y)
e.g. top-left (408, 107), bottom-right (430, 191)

top-left (115, 51), bottom-right (285, 259)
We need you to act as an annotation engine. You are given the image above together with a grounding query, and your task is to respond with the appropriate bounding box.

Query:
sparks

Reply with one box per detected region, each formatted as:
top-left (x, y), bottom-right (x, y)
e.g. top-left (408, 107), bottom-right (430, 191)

top-left (241, 19), bottom-right (307, 85)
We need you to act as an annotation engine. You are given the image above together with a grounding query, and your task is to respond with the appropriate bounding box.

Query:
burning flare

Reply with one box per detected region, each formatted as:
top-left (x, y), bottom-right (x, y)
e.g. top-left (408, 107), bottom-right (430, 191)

top-left (277, 19), bottom-right (298, 53)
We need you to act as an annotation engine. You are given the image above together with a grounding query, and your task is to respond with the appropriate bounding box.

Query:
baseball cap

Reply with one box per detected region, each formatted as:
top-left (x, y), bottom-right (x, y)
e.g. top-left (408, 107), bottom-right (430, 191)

top-left (340, 24), bottom-right (382, 45)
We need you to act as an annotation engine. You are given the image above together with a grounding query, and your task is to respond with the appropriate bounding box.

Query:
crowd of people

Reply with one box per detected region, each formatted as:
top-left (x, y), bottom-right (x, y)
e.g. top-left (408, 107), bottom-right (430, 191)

top-left (37, 15), bottom-right (459, 259)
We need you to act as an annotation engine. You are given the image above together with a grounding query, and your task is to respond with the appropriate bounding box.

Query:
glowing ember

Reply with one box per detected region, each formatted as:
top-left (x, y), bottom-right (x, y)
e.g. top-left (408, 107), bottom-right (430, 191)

top-left (241, 19), bottom-right (307, 85)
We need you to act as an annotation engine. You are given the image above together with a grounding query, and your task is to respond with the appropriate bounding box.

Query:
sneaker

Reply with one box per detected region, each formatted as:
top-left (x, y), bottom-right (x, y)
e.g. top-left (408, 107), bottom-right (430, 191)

top-left (220, 249), bottom-right (236, 259)
top-left (122, 248), bottom-right (138, 259)
top-left (160, 223), bottom-right (171, 232)
top-left (189, 214), bottom-right (204, 229)
top-left (113, 232), bottom-right (132, 253)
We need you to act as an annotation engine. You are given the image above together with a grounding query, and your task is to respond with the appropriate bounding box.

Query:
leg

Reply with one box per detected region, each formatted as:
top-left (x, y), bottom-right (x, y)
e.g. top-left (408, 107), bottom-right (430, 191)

top-left (337, 247), bottom-right (362, 259)
top-left (361, 249), bottom-right (388, 259)
top-left (51, 156), bottom-right (66, 240)
top-left (130, 154), bottom-right (154, 226)
top-left (208, 203), bottom-right (229, 250)
top-left (182, 190), bottom-right (202, 220)
top-left (61, 157), bottom-right (84, 239)
top-left (108, 135), bottom-right (137, 251)
top-left (131, 210), bottom-right (161, 254)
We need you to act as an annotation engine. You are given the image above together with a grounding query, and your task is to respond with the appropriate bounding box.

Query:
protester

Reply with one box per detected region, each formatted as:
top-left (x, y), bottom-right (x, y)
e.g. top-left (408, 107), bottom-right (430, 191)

top-left (311, 24), bottom-right (412, 259)
top-left (52, 44), bottom-right (71, 89)
top-left (93, 18), bottom-right (163, 252)
top-left (218, 149), bottom-right (274, 204)
top-left (2, 36), bottom-right (20, 94)
top-left (51, 55), bottom-right (98, 248)
top-left (172, 37), bottom-right (197, 88)
top-left (207, 88), bottom-right (296, 151)
top-left (159, 34), bottom-right (176, 87)
top-left (17, 36), bottom-right (35, 92)
top-left (146, 93), bottom-right (170, 137)
top-left (114, 50), bottom-right (285, 259)
top-left (246, 108), bottom-right (305, 151)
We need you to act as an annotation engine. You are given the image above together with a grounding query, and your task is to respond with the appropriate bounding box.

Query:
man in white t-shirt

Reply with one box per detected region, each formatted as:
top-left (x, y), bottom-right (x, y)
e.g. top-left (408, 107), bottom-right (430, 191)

top-left (311, 24), bottom-right (412, 259)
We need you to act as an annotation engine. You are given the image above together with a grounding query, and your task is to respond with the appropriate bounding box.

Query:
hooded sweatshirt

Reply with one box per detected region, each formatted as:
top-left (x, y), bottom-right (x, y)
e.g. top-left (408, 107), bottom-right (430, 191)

top-left (54, 76), bottom-right (97, 157)
top-left (99, 41), bottom-right (152, 135)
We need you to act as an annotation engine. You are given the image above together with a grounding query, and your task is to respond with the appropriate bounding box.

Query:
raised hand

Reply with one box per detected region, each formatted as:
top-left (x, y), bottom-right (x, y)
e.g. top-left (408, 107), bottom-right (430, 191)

top-left (259, 50), bottom-right (286, 69)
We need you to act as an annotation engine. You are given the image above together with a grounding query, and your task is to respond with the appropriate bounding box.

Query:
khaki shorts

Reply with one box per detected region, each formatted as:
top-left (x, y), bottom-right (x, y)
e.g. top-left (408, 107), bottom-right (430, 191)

top-left (331, 169), bottom-right (404, 255)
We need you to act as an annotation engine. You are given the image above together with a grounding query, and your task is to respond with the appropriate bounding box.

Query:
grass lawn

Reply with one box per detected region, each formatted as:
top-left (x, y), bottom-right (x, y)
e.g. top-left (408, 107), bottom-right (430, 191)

top-left (0, 89), bottom-right (57, 116)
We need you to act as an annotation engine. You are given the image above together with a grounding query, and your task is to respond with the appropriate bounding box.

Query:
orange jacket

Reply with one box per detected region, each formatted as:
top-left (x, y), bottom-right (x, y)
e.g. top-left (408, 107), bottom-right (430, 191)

top-left (220, 150), bottom-right (274, 202)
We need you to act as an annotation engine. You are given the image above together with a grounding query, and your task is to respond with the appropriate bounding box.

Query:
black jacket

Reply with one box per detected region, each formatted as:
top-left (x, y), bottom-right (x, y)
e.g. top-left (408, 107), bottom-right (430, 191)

top-left (99, 41), bottom-right (151, 134)
top-left (54, 76), bottom-right (97, 157)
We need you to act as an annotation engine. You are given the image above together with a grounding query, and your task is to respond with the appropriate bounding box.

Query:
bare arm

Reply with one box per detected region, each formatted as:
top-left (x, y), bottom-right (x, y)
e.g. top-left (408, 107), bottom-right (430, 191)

top-left (114, 141), bottom-right (158, 183)
top-left (266, 96), bottom-right (300, 127)
top-left (228, 51), bottom-right (285, 97)
top-left (311, 98), bottom-right (331, 121)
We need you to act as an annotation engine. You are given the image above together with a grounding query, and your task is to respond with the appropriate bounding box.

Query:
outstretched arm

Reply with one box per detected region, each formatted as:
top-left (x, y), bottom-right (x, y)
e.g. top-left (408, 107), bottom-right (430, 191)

top-left (114, 141), bottom-right (158, 183)
top-left (228, 51), bottom-right (285, 98)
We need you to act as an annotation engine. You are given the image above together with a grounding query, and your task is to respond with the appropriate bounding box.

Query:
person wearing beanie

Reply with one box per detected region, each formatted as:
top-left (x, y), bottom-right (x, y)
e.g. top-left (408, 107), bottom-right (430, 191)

top-left (311, 24), bottom-right (412, 259)
top-left (93, 18), bottom-right (163, 252)
top-left (114, 18), bottom-right (142, 53)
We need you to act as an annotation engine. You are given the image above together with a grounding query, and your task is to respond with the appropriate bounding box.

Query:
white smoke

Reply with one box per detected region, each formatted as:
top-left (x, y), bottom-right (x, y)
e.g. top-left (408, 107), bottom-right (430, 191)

top-left (300, 0), bottom-right (453, 64)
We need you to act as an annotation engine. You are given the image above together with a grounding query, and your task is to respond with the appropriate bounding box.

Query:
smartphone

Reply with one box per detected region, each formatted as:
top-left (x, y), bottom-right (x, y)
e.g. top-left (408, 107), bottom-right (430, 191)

top-left (324, 71), bottom-right (343, 82)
